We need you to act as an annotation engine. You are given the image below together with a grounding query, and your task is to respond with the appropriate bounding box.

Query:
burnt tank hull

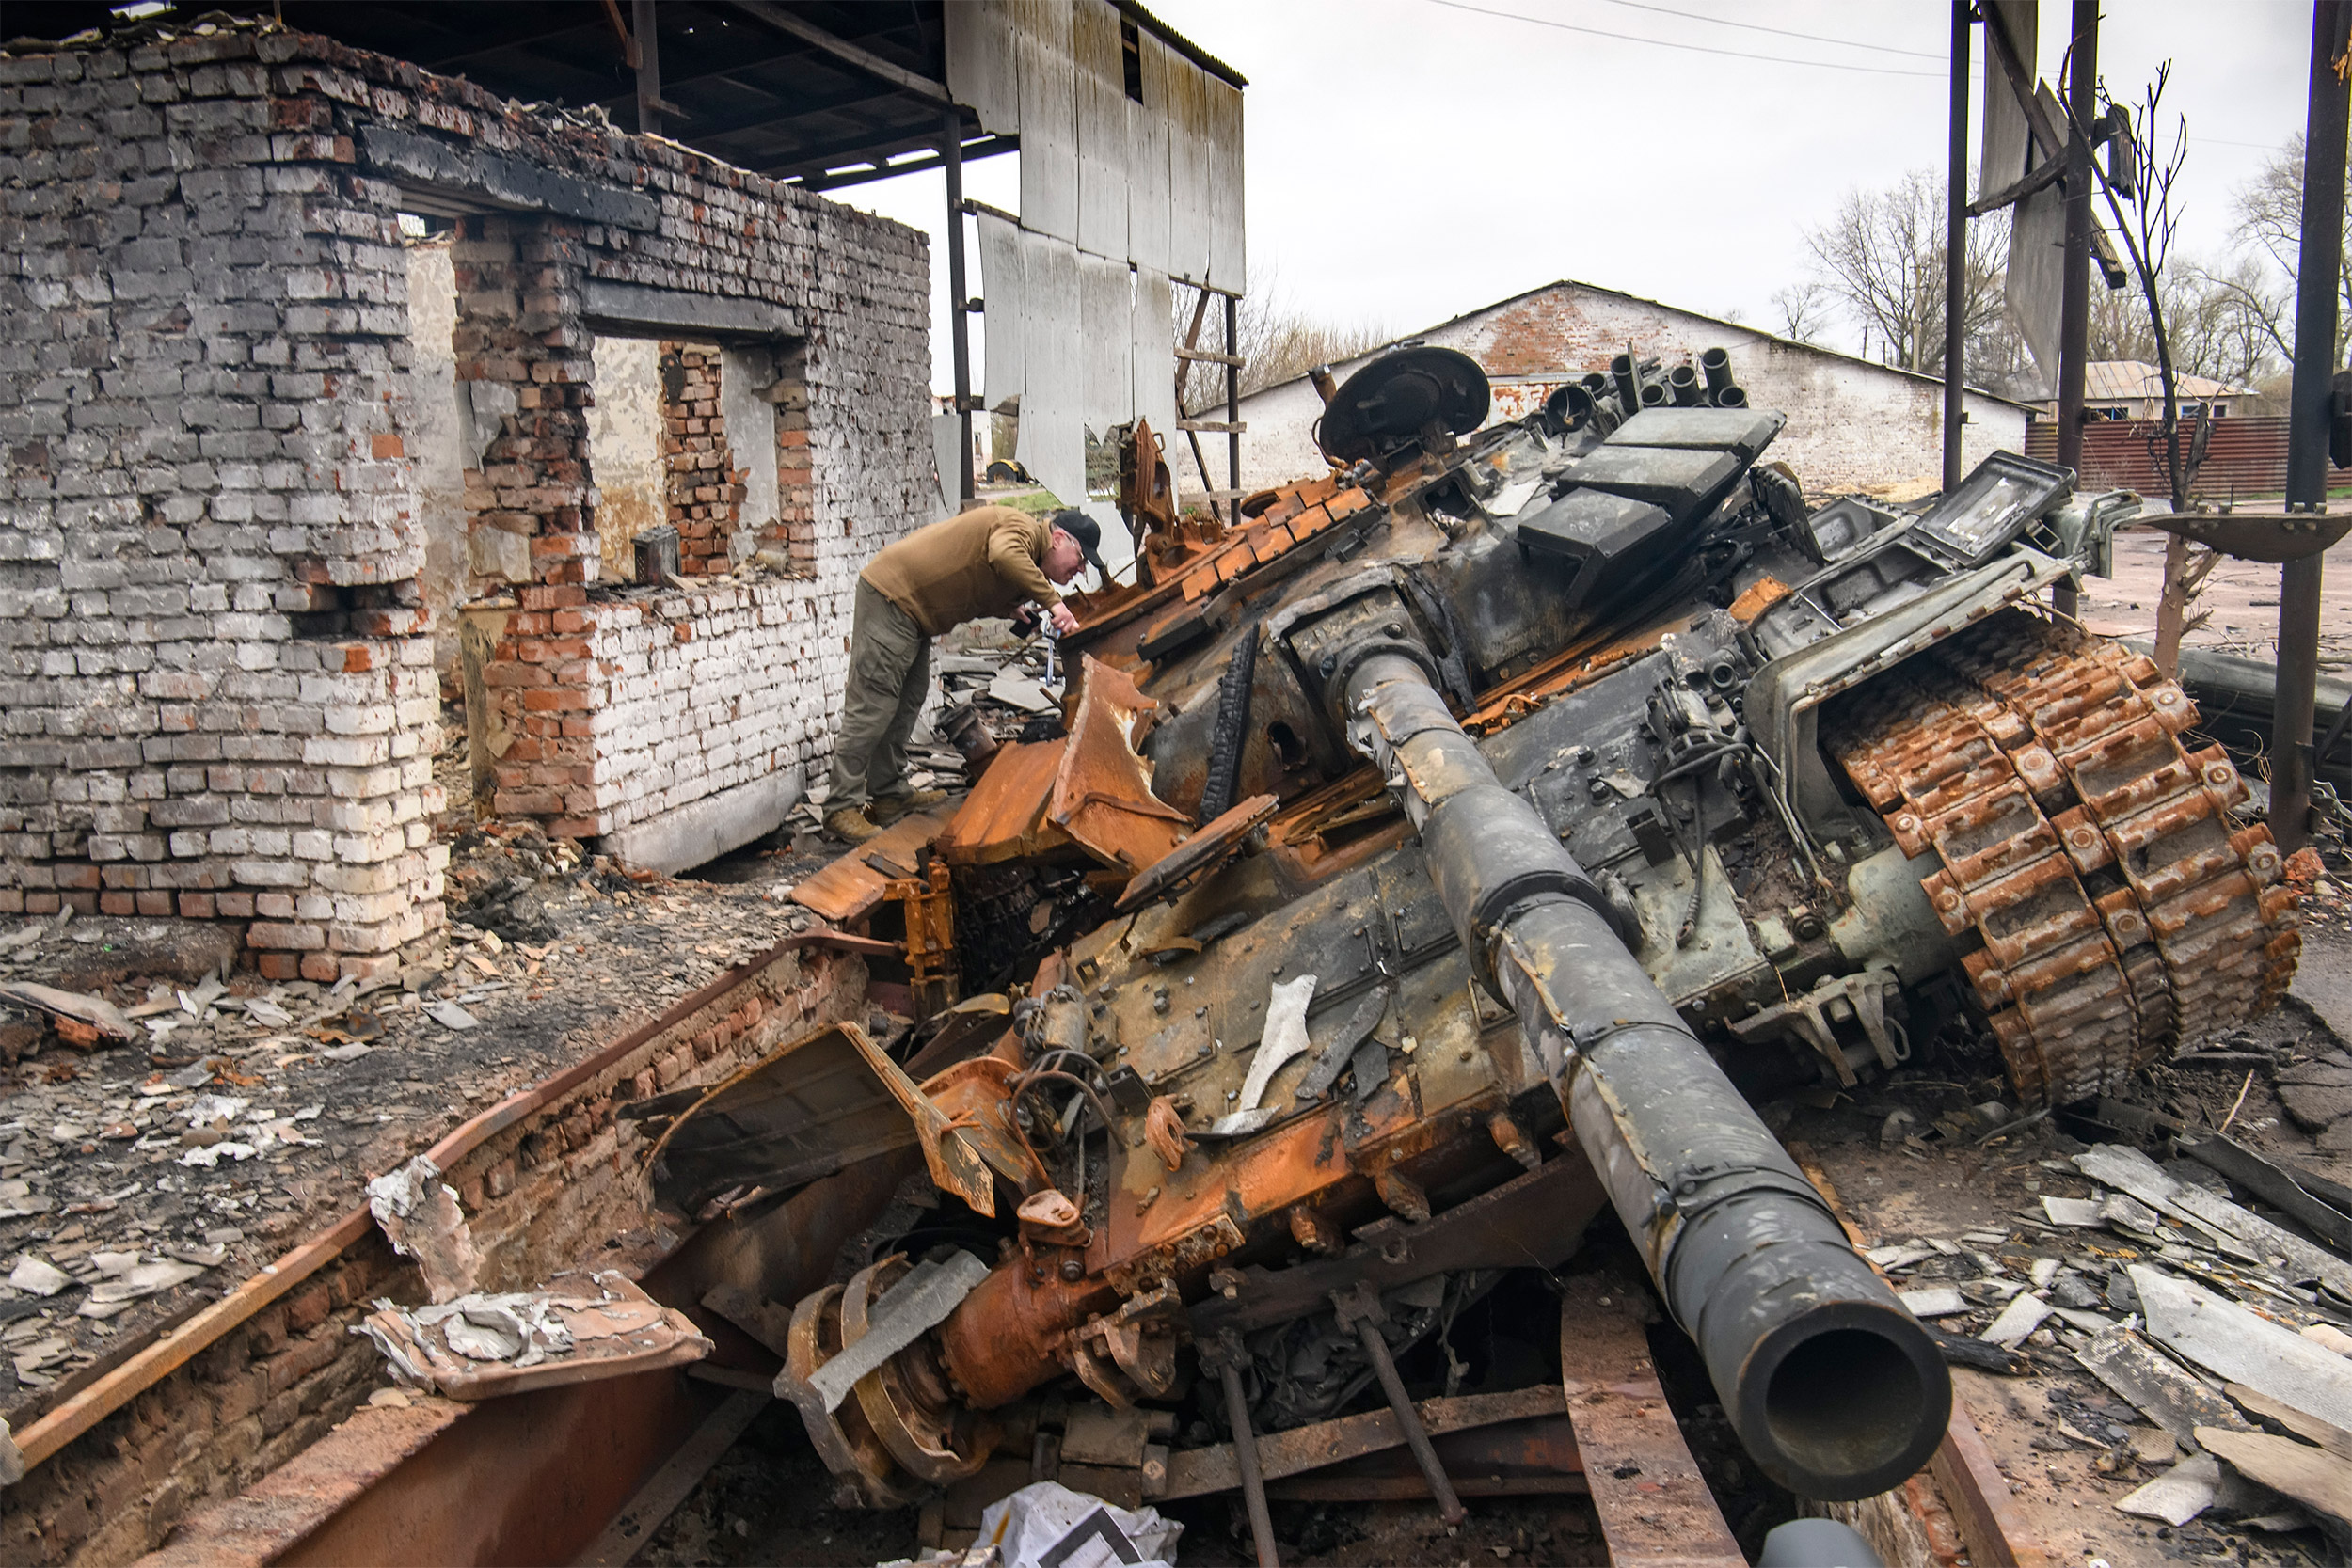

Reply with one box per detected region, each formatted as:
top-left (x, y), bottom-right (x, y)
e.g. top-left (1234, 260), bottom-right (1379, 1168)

top-left (748, 349), bottom-right (2300, 1519)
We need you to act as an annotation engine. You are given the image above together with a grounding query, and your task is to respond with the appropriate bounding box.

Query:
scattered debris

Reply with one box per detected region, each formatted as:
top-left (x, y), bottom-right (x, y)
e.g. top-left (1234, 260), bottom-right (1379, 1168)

top-left (0, 983), bottom-right (135, 1050)
top-left (971, 1481), bottom-right (1180, 1568)
top-left (355, 1273), bottom-right (710, 1401)
top-left (365, 1156), bottom-right (483, 1304)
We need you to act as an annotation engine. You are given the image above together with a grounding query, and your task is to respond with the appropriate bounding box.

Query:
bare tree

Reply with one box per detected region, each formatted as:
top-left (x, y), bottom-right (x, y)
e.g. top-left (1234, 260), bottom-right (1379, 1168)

top-left (1803, 169), bottom-right (2012, 379)
top-left (1772, 282), bottom-right (1833, 343)
top-left (1175, 270), bottom-right (1391, 413)
top-left (2063, 61), bottom-right (2217, 673)
top-left (2237, 133), bottom-right (2352, 365)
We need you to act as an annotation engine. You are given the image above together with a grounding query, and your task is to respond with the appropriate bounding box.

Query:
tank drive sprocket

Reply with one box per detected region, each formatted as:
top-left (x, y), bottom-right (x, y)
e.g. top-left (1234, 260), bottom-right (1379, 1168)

top-left (1828, 608), bottom-right (2300, 1107)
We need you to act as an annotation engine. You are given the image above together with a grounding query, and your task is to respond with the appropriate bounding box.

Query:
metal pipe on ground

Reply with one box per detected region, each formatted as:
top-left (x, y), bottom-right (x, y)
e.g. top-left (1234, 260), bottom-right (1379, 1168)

top-left (1339, 651), bottom-right (1950, 1500)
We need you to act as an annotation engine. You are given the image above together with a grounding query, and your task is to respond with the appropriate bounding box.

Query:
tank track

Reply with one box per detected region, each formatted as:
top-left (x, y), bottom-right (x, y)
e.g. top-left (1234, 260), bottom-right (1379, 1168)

top-left (1826, 608), bottom-right (2300, 1107)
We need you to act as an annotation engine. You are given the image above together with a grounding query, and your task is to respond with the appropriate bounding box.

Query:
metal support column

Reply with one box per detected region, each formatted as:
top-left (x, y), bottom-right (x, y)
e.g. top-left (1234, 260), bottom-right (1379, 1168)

top-left (942, 114), bottom-right (976, 506)
top-left (1944, 0), bottom-right (1971, 494)
top-left (2275, 0), bottom-right (2352, 855)
top-left (632, 0), bottom-right (662, 137)
top-left (2052, 0), bottom-right (2098, 618)
top-left (1224, 293), bottom-right (1242, 527)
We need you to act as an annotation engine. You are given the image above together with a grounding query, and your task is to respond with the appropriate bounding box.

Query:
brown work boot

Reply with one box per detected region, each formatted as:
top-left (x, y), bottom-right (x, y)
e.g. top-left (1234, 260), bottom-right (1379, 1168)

top-left (872, 788), bottom-right (948, 823)
top-left (825, 805), bottom-right (884, 844)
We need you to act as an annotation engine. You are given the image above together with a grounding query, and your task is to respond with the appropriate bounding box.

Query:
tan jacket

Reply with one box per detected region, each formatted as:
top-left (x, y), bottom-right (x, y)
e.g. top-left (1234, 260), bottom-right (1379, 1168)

top-left (860, 505), bottom-right (1061, 637)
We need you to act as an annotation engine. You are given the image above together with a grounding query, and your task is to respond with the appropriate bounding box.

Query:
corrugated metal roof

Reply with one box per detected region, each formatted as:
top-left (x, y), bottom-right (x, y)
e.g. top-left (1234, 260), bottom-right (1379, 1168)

top-left (2080, 361), bottom-right (2257, 403)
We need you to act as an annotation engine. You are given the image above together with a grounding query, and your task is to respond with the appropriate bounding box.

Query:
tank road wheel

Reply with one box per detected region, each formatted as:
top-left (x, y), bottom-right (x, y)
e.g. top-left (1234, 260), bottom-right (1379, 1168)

top-left (841, 1255), bottom-right (996, 1485)
top-left (773, 1283), bottom-right (924, 1508)
top-left (1828, 608), bottom-right (2300, 1108)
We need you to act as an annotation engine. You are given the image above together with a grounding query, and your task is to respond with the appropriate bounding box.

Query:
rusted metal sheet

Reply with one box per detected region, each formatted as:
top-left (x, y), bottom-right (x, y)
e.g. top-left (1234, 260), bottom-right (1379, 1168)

top-left (2026, 416), bottom-right (2287, 499)
top-left (1163, 1386), bottom-right (1570, 1498)
top-left (1051, 657), bottom-right (1192, 872)
top-left (1556, 1286), bottom-right (1746, 1568)
top-left (935, 739), bottom-right (1071, 867)
top-left (278, 1370), bottom-right (719, 1567)
top-left (1261, 1416), bottom-right (1586, 1500)
top-left (137, 1401), bottom-right (469, 1568)
top-left (790, 804), bottom-right (957, 923)
top-left (644, 1022), bottom-right (1006, 1221)
top-left (356, 1275), bottom-right (710, 1402)
top-left (1115, 791), bottom-right (1277, 912)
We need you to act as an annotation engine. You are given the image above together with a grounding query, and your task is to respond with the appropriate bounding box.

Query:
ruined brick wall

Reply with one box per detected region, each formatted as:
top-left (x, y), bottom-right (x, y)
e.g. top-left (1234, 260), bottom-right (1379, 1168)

top-left (0, 15), bottom-right (933, 965)
top-left (1237, 283), bottom-right (2032, 493)
top-left (0, 29), bottom-right (444, 981)
top-left (478, 578), bottom-right (840, 838)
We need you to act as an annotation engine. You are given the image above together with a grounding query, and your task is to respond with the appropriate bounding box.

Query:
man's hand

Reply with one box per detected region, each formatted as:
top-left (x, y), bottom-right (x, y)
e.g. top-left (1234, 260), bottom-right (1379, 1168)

top-left (1048, 602), bottom-right (1080, 637)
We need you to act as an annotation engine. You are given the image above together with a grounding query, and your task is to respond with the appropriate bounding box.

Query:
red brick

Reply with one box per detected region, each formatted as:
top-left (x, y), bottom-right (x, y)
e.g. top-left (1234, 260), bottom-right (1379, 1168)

top-left (179, 893), bottom-right (217, 918)
top-left (256, 952), bottom-right (299, 980)
top-left (298, 953), bottom-right (338, 982)
top-left (99, 892), bottom-right (135, 916)
top-left (285, 1286), bottom-right (328, 1334)
top-left (216, 892), bottom-right (255, 918)
top-left (135, 891), bottom-right (172, 916)
top-left (371, 432), bottom-right (404, 459)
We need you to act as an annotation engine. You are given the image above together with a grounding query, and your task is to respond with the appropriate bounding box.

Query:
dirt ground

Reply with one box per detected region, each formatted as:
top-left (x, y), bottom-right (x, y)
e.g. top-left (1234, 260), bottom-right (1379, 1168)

top-left (2079, 523), bottom-right (2352, 671)
top-left (0, 708), bottom-right (842, 1439)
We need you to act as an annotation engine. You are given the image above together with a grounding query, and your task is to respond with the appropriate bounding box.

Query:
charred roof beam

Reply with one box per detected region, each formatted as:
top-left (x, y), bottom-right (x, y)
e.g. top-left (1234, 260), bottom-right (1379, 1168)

top-left (725, 0), bottom-right (953, 105)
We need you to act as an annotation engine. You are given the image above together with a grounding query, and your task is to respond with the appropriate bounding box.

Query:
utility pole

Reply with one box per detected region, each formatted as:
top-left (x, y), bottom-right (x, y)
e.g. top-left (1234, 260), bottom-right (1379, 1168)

top-left (1943, 0), bottom-right (1971, 494)
top-left (2052, 0), bottom-right (2098, 619)
top-left (2273, 0), bottom-right (2352, 855)
top-left (943, 114), bottom-right (977, 506)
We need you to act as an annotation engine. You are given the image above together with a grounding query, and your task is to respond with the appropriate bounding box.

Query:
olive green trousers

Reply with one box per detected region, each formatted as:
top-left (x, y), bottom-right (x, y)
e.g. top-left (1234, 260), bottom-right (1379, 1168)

top-left (826, 579), bottom-right (931, 809)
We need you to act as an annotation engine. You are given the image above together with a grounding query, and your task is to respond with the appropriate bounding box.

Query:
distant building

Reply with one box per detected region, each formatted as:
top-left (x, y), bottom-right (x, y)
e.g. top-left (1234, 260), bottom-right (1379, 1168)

top-left (1228, 280), bottom-right (2036, 494)
top-left (2034, 361), bottom-right (2258, 422)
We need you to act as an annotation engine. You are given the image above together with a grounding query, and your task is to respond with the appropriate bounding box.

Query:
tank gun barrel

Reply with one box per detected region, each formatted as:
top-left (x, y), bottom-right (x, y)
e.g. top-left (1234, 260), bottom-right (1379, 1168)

top-left (1339, 649), bottom-right (1950, 1500)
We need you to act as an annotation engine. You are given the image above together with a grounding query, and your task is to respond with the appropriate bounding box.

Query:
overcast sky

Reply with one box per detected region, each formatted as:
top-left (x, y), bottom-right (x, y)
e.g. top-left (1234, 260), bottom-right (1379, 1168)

top-left (842, 1), bottom-right (2315, 390)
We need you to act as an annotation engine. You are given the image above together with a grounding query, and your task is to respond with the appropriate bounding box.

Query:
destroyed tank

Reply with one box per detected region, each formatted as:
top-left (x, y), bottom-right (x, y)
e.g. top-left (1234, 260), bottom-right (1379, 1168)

top-left (656, 345), bottom-right (2302, 1526)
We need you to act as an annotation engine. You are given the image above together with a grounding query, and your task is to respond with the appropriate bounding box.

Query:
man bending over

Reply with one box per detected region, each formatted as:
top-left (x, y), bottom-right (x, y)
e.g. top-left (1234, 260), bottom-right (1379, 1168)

top-left (824, 505), bottom-right (1104, 844)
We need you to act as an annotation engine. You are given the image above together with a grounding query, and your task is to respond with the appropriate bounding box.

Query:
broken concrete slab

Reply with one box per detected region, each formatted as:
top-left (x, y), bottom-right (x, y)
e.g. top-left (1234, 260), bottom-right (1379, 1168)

top-left (2198, 1427), bottom-right (2352, 1544)
top-left (2136, 1266), bottom-right (2352, 1432)
top-left (2076, 1325), bottom-right (2253, 1444)
top-left (2116, 1453), bottom-right (2223, 1526)
top-left (2279, 1083), bottom-right (2352, 1132)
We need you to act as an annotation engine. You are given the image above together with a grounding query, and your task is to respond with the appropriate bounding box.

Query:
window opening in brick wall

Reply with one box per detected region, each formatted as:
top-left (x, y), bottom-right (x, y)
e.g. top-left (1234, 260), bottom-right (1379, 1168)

top-left (587, 335), bottom-right (664, 584)
top-left (656, 339), bottom-right (811, 578)
top-left (400, 216), bottom-right (469, 673)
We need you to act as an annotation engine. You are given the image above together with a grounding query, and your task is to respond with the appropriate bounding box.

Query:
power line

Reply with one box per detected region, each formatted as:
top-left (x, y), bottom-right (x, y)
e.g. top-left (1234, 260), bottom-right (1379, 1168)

top-left (1591, 0), bottom-right (1946, 60)
top-left (1422, 0), bottom-right (1947, 79)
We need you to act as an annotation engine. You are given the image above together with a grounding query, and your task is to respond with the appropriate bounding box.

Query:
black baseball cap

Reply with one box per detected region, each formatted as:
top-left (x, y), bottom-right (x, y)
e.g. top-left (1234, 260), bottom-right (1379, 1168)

top-left (1051, 509), bottom-right (1108, 580)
